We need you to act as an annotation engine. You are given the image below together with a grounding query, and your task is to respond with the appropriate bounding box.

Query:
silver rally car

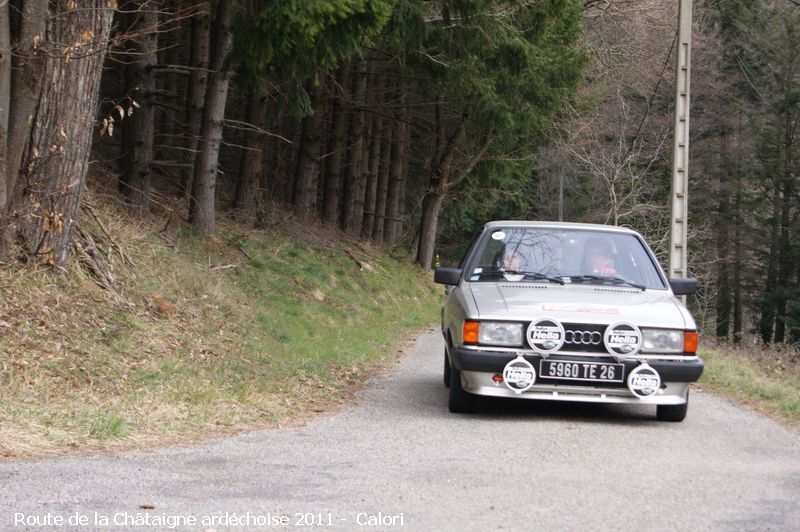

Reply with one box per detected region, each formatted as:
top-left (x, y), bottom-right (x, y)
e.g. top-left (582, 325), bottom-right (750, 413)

top-left (434, 221), bottom-right (703, 421)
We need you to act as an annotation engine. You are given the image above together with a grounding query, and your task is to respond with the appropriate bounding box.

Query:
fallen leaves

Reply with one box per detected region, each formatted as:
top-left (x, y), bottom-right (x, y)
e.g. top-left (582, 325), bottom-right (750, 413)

top-left (152, 294), bottom-right (175, 316)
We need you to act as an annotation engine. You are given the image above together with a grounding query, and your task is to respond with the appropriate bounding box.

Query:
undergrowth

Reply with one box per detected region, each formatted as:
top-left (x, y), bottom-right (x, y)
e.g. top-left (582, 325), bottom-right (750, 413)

top-left (699, 341), bottom-right (800, 426)
top-left (5, 194), bottom-right (797, 459)
top-left (0, 198), bottom-right (439, 458)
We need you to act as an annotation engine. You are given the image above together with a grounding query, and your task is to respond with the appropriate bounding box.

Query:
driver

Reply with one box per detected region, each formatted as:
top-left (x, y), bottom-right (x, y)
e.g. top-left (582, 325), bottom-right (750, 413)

top-left (584, 237), bottom-right (617, 276)
top-left (500, 247), bottom-right (524, 271)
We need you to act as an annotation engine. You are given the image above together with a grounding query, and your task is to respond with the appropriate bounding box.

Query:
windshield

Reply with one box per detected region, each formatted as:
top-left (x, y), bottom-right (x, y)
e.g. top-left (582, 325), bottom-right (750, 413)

top-left (467, 227), bottom-right (667, 289)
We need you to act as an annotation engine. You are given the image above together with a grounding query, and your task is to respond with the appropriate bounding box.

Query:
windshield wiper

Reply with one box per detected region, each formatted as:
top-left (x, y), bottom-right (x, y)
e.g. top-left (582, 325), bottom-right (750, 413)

top-left (502, 270), bottom-right (565, 285)
top-left (571, 275), bottom-right (646, 291)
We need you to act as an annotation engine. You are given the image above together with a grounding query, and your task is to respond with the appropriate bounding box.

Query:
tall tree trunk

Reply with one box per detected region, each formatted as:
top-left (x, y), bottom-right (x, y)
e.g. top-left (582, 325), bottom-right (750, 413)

top-left (774, 172), bottom-right (793, 344)
top-left (415, 108), bottom-right (467, 269)
top-left (4, 0), bottom-right (47, 214)
top-left (119, 1), bottom-right (158, 214)
top-left (257, 128), bottom-right (277, 222)
top-left (189, 0), bottom-right (233, 235)
top-left (156, 0), bottom-right (183, 168)
top-left (758, 174), bottom-right (781, 344)
top-left (353, 62), bottom-right (378, 238)
top-left (384, 81), bottom-right (409, 246)
top-left (399, 150), bottom-right (409, 238)
top-left (715, 128), bottom-right (731, 340)
top-left (384, 121), bottom-right (408, 246)
top-left (732, 186), bottom-right (744, 344)
top-left (362, 107), bottom-right (384, 240)
top-left (715, 195), bottom-right (732, 340)
top-left (293, 81), bottom-right (325, 219)
top-left (321, 62), bottom-right (350, 225)
top-left (371, 125), bottom-right (392, 243)
top-left (732, 112), bottom-right (744, 344)
top-left (180, 0), bottom-right (211, 199)
top-left (271, 119), bottom-right (300, 204)
top-left (793, 265), bottom-right (800, 344)
top-left (353, 105), bottom-right (373, 238)
top-left (774, 104), bottom-right (795, 344)
top-left (342, 61), bottom-right (367, 234)
top-left (416, 192), bottom-right (445, 269)
top-left (0, 0), bottom-right (11, 212)
top-left (9, 1), bottom-right (114, 266)
top-left (234, 86), bottom-right (267, 226)
top-left (416, 119), bottom-right (492, 269)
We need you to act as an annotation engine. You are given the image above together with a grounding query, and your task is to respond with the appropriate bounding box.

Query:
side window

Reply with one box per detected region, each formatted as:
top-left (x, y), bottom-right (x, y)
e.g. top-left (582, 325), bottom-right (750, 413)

top-left (458, 230), bottom-right (483, 269)
top-left (616, 237), bottom-right (666, 288)
top-left (476, 238), bottom-right (505, 270)
top-left (617, 250), bottom-right (641, 284)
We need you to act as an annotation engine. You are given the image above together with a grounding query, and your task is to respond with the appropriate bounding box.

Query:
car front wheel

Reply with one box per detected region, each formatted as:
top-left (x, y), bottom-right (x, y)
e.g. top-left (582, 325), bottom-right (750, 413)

top-left (656, 390), bottom-right (689, 422)
top-left (448, 366), bottom-right (478, 413)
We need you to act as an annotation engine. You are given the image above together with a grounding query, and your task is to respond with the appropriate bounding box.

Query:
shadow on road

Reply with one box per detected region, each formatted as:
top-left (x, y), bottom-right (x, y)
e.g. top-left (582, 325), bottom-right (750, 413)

top-left (402, 374), bottom-right (655, 426)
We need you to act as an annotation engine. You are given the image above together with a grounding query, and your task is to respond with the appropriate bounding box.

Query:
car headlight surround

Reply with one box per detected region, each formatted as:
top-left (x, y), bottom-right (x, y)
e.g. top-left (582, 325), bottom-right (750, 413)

top-left (479, 322), bottom-right (524, 347)
top-left (640, 328), bottom-right (684, 353)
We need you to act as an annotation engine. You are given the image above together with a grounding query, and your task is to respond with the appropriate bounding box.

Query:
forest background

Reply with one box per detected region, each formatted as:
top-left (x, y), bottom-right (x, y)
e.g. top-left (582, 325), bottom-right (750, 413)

top-left (0, 0), bottom-right (798, 350)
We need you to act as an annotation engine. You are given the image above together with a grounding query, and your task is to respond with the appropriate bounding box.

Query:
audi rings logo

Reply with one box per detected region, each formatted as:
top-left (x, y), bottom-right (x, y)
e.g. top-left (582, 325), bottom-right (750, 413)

top-left (564, 330), bottom-right (602, 345)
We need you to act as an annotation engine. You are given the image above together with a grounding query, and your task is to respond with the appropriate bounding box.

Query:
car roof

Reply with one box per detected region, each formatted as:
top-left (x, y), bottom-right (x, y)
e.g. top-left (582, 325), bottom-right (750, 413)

top-left (483, 220), bottom-right (639, 235)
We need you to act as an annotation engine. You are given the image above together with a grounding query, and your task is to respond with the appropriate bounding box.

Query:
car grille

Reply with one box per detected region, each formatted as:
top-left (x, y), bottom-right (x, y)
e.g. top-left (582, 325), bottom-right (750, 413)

top-left (560, 323), bottom-right (608, 353)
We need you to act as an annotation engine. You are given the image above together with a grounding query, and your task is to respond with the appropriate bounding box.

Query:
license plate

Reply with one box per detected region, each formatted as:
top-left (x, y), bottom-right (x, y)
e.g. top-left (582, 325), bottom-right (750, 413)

top-left (539, 359), bottom-right (624, 382)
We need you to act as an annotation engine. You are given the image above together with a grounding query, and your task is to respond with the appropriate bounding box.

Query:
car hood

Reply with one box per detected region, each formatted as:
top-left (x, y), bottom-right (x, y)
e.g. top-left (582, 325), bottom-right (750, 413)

top-left (467, 282), bottom-right (692, 329)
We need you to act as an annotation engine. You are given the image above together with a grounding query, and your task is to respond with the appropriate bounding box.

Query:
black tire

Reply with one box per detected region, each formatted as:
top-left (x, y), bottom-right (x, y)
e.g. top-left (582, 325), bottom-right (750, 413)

top-left (657, 390), bottom-right (689, 422)
top-left (448, 366), bottom-right (478, 413)
top-left (443, 349), bottom-right (451, 388)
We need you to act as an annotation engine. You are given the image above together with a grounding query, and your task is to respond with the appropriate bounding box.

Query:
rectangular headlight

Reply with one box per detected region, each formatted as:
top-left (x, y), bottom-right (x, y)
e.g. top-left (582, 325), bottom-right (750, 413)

top-left (641, 329), bottom-right (684, 353)
top-left (479, 322), bottom-right (523, 347)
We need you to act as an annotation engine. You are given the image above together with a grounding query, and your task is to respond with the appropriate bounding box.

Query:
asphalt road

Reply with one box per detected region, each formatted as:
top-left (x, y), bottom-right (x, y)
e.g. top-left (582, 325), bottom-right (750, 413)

top-left (2, 328), bottom-right (799, 531)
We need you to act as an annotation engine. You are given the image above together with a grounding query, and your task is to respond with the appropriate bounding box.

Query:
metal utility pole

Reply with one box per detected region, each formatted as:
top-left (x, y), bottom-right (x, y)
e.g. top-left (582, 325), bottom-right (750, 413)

top-left (669, 0), bottom-right (692, 284)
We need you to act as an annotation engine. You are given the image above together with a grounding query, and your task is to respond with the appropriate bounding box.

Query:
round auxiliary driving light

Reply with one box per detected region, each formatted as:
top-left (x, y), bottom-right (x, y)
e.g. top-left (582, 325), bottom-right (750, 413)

top-left (502, 355), bottom-right (536, 395)
top-left (526, 318), bottom-right (565, 356)
top-left (604, 322), bottom-right (642, 358)
top-left (627, 363), bottom-right (661, 398)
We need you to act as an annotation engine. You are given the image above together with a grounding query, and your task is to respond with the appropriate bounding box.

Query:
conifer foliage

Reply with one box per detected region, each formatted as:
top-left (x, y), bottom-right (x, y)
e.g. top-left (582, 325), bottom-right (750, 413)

top-left (1, 1), bottom-right (798, 348)
top-left (0, 0), bottom-right (584, 268)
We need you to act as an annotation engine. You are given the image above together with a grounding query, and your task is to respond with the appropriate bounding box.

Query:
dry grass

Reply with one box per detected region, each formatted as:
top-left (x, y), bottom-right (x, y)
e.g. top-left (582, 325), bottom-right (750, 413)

top-left (0, 194), bottom-right (439, 459)
top-left (699, 339), bottom-right (800, 426)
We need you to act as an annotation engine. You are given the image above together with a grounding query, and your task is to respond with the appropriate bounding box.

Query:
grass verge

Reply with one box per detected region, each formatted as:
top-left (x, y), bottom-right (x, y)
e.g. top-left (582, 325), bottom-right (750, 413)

top-left (0, 201), bottom-right (440, 458)
top-left (699, 344), bottom-right (800, 426)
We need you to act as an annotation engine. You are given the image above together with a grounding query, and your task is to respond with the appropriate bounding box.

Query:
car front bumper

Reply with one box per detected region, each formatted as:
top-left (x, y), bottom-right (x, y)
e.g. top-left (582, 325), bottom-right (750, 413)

top-left (449, 347), bottom-right (703, 405)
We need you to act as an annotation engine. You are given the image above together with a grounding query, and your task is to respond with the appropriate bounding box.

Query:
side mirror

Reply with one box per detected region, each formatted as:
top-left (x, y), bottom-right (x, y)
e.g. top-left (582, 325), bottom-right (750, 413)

top-left (669, 278), bottom-right (698, 296)
top-left (434, 267), bottom-right (463, 286)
